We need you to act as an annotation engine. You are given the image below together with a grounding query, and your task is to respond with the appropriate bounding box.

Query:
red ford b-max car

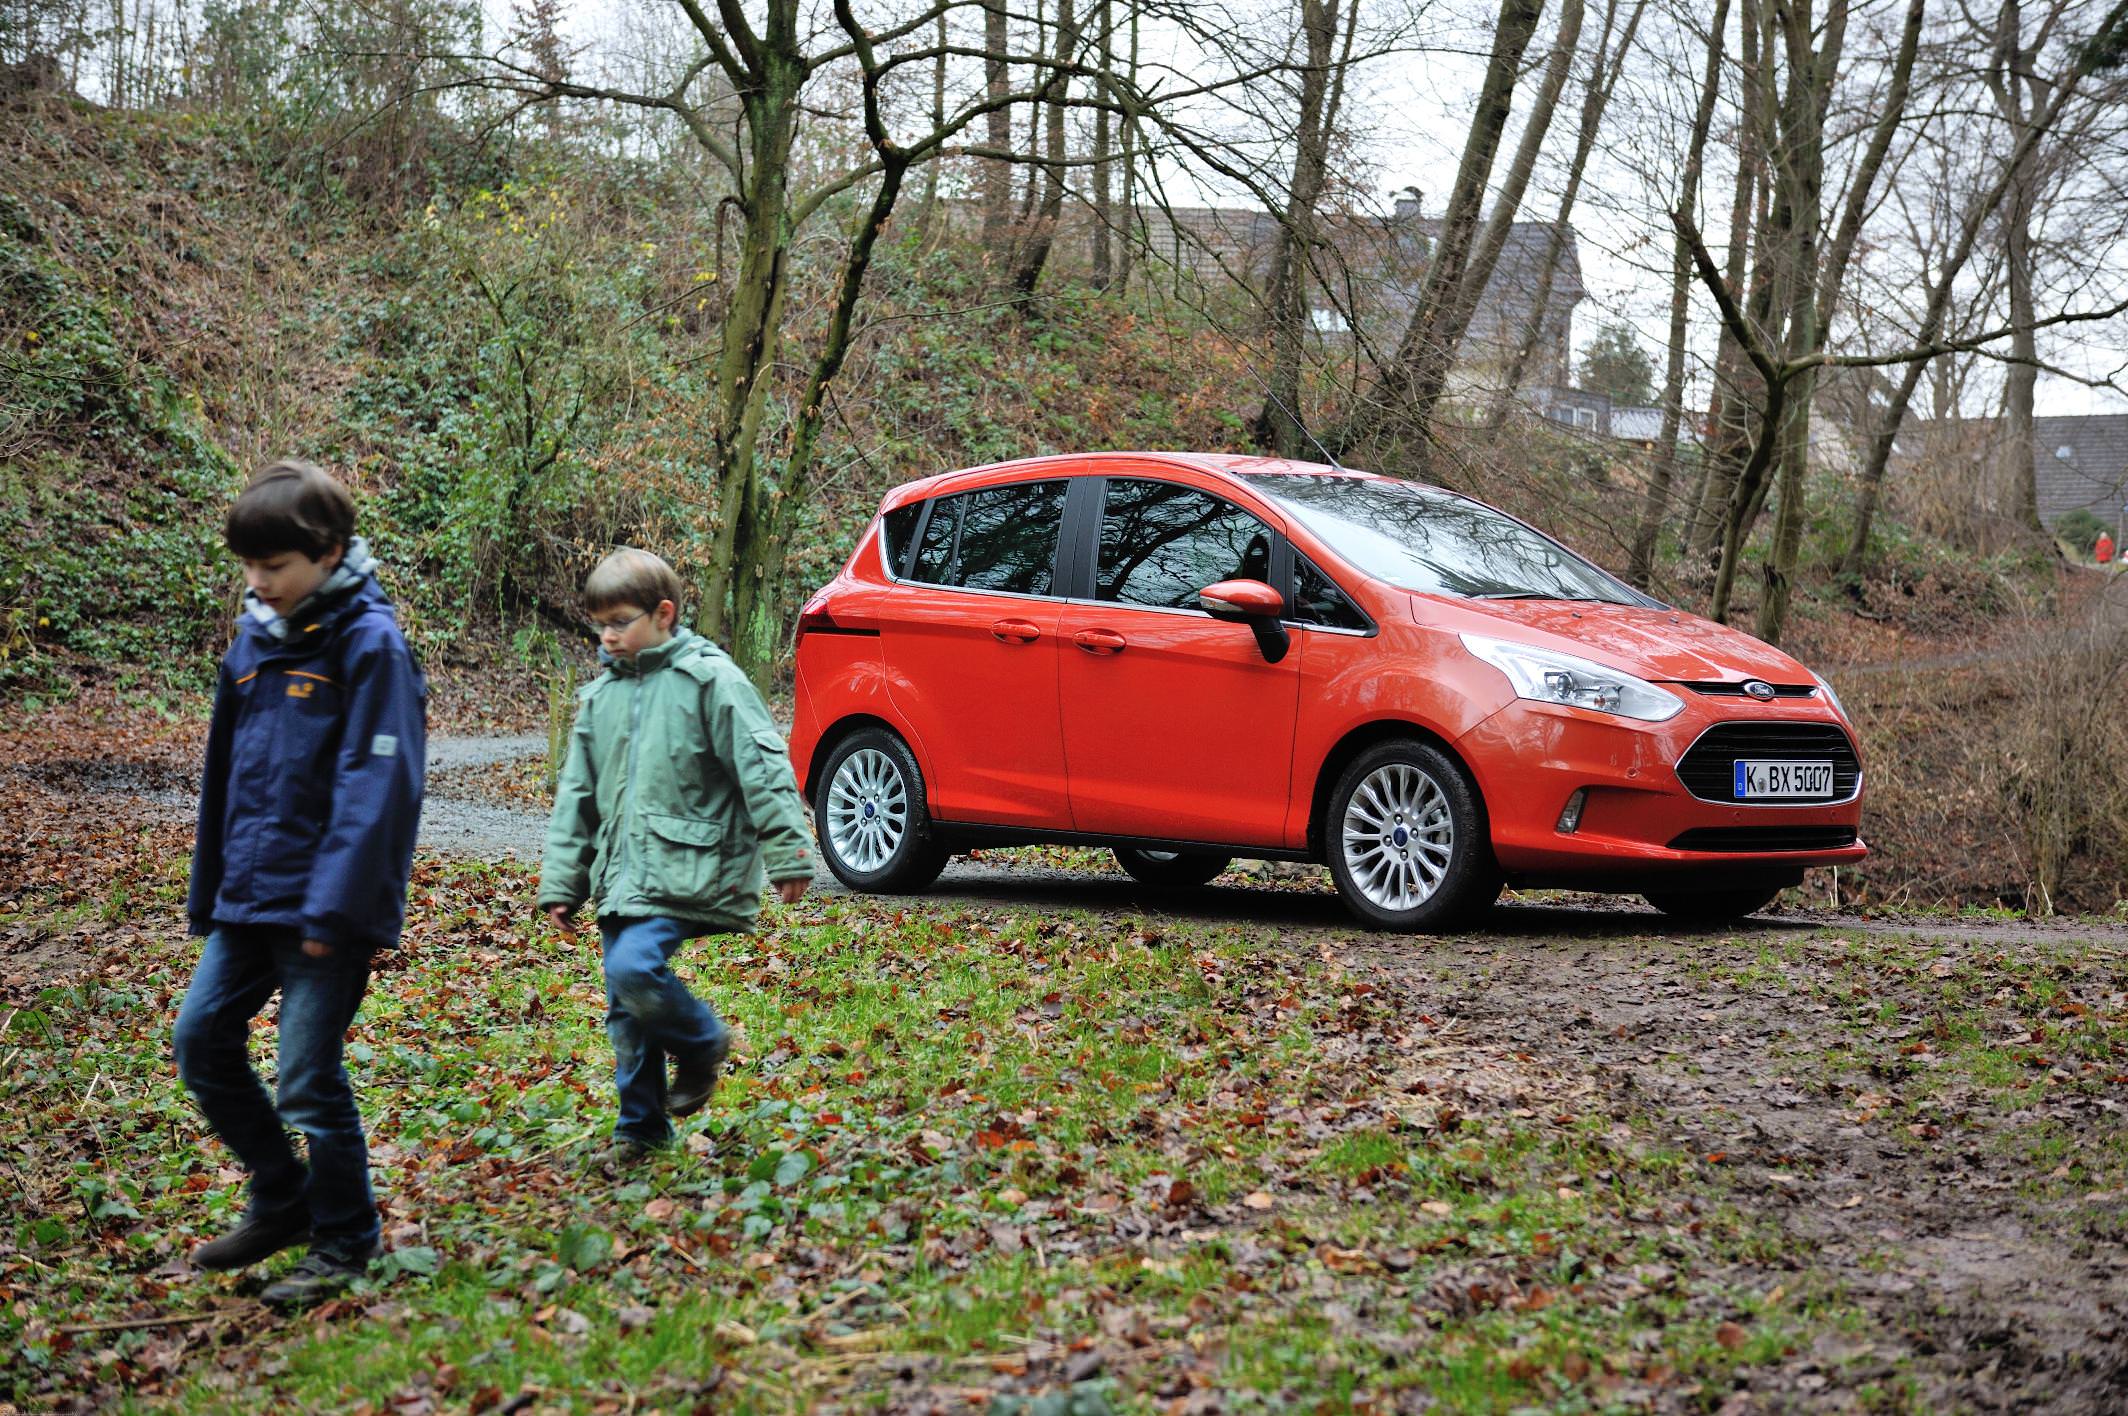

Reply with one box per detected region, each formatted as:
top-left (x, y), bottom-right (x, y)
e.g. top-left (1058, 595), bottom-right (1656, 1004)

top-left (789, 452), bottom-right (1866, 931)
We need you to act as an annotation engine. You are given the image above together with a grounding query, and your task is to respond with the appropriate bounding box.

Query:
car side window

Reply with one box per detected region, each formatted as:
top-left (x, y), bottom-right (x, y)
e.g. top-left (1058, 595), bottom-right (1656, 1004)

top-left (905, 480), bottom-right (1068, 593)
top-left (910, 497), bottom-right (959, 583)
top-left (1095, 480), bottom-right (1274, 610)
top-left (1292, 554), bottom-right (1368, 630)
top-left (881, 502), bottom-right (922, 576)
top-left (955, 480), bottom-right (1067, 593)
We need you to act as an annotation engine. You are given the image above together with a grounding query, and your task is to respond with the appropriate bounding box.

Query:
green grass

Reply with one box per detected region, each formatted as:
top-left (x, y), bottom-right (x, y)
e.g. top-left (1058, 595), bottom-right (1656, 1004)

top-left (17, 866), bottom-right (2059, 1411)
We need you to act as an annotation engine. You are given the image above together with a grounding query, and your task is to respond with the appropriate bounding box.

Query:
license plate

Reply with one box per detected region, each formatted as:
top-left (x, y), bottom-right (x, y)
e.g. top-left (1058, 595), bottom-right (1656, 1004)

top-left (1733, 759), bottom-right (1834, 799)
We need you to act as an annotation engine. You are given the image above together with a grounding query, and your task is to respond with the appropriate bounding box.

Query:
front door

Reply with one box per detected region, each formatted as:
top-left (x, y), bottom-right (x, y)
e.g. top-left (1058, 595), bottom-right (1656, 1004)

top-left (1057, 477), bottom-right (1301, 846)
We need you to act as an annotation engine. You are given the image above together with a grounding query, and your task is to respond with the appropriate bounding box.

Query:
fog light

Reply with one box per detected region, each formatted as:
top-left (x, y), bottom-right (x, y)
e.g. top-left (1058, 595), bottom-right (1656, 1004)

top-left (1556, 788), bottom-right (1588, 834)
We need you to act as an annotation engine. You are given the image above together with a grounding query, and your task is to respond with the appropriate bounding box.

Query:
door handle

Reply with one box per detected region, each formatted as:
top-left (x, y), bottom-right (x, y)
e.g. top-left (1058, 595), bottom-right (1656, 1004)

top-left (990, 619), bottom-right (1041, 644)
top-left (1073, 627), bottom-right (1127, 654)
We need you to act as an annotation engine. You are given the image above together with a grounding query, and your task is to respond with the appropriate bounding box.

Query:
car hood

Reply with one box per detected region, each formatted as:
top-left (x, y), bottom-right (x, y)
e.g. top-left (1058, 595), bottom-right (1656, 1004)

top-left (1444, 598), bottom-right (1815, 683)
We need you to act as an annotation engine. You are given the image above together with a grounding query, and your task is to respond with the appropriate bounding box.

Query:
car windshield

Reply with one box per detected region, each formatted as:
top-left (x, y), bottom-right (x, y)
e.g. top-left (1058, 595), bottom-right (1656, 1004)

top-left (1241, 473), bottom-right (1655, 606)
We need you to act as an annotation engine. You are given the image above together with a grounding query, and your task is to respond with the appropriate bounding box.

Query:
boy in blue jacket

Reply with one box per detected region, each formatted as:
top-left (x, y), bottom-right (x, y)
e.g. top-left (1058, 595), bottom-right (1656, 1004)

top-left (175, 459), bottom-right (426, 1309)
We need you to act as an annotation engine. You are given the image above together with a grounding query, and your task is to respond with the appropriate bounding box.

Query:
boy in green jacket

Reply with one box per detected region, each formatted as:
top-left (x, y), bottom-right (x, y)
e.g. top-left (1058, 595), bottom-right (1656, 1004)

top-left (540, 548), bottom-right (812, 1165)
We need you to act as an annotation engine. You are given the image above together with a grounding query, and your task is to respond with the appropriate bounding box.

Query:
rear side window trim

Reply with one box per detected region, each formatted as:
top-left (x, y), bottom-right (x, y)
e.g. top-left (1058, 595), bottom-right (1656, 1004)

top-left (884, 479), bottom-right (1072, 600)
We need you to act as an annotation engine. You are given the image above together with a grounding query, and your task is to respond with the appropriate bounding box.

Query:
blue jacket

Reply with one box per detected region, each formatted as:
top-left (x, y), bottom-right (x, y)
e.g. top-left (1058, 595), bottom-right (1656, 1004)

top-left (187, 574), bottom-right (427, 948)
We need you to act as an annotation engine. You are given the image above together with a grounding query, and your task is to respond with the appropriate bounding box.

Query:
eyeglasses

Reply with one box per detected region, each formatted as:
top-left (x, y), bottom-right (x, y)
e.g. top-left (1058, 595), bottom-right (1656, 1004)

top-left (589, 609), bottom-right (650, 636)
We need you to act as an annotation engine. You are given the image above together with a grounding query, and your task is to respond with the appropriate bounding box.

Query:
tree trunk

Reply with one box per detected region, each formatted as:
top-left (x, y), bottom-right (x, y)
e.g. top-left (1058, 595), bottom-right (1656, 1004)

top-left (1486, 0), bottom-right (1646, 434)
top-left (727, 156), bottom-right (915, 679)
top-left (1010, 0), bottom-right (1077, 294)
top-left (1116, 3), bottom-right (1141, 291)
top-left (1091, 0), bottom-right (1113, 288)
top-left (982, 0), bottom-right (1013, 255)
top-left (696, 67), bottom-right (806, 657)
top-left (1742, 0), bottom-right (1849, 640)
top-left (1993, 0), bottom-right (2050, 536)
top-left (1689, 0), bottom-right (1768, 562)
top-left (920, 10), bottom-right (947, 233)
top-left (1628, 0), bottom-right (1725, 588)
top-left (1336, 0), bottom-right (1547, 465)
top-left (1254, 0), bottom-right (1350, 456)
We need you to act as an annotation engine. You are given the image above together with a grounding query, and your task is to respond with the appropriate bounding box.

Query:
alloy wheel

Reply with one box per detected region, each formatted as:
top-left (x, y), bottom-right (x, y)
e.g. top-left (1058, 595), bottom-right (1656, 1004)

top-left (1339, 761), bottom-right (1455, 911)
top-left (825, 747), bottom-right (909, 874)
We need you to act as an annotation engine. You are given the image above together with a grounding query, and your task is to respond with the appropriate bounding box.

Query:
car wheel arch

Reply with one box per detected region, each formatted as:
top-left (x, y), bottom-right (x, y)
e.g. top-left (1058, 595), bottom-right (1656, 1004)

top-left (1306, 720), bottom-right (1491, 861)
top-left (806, 713), bottom-right (932, 803)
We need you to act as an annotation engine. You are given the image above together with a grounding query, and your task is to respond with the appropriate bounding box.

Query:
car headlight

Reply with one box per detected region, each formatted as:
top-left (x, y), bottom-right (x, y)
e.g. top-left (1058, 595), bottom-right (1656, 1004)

top-left (1813, 672), bottom-right (1846, 719)
top-left (1460, 632), bottom-right (1684, 722)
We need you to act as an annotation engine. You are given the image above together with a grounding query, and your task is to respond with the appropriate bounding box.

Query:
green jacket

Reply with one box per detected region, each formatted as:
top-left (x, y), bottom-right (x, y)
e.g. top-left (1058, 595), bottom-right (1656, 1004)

top-left (539, 629), bottom-right (812, 930)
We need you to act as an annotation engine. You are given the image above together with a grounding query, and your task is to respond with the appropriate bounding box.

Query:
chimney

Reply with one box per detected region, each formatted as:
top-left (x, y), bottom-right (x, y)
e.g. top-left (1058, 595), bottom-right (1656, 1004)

top-left (1394, 186), bottom-right (1424, 222)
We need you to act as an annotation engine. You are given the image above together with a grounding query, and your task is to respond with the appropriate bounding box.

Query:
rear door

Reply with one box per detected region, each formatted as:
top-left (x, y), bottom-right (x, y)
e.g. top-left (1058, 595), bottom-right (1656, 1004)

top-left (1056, 476), bottom-right (1301, 846)
top-left (879, 475), bottom-right (1074, 826)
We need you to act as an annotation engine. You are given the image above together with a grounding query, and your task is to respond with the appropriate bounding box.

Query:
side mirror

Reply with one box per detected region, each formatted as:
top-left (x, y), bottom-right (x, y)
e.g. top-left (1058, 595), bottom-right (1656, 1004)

top-left (1198, 579), bottom-right (1290, 664)
top-left (1199, 578), bottom-right (1284, 620)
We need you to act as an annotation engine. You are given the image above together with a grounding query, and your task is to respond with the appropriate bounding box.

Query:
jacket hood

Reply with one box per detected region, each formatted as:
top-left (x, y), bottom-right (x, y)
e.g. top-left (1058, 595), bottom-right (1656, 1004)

top-left (242, 536), bottom-right (381, 643)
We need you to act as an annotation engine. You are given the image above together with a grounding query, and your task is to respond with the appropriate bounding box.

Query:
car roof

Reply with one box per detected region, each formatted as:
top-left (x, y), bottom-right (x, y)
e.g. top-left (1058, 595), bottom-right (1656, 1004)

top-left (877, 451), bottom-right (1398, 510)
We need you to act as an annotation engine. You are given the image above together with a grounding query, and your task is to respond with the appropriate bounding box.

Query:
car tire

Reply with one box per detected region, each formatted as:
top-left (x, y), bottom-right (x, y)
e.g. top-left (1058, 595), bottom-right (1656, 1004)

top-left (814, 728), bottom-right (949, 894)
top-left (1113, 847), bottom-right (1230, 888)
top-left (1325, 739), bottom-right (1499, 932)
top-left (1641, 885), bottom-right (1783, 923)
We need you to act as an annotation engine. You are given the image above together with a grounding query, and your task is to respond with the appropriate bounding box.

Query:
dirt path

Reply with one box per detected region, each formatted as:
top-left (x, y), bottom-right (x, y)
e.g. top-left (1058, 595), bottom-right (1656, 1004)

top-left (883, 873), bottom-right (2128, 1411)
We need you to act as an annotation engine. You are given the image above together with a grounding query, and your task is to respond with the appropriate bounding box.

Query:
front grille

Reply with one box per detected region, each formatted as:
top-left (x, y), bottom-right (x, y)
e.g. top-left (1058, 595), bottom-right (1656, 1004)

top-left (1669, 826), bottom-right (1858, 852)
top-left (1675, 722), bottom-right (1862, 803)
top-left (1678, 681), bottom-right (1817, 698)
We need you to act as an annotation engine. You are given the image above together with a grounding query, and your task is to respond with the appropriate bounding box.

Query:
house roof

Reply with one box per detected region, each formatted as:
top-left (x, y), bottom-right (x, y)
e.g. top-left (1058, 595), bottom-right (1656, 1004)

top-left (1895, 413), bottom-right (2128, 524)
top-left (2034, 414), bottom-right (2128, 522)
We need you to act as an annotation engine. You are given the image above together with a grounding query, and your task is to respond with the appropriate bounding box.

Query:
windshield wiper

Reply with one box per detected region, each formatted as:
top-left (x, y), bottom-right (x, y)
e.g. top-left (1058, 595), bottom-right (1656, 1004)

top-left (1472, 590), bottom-right (1574, 601)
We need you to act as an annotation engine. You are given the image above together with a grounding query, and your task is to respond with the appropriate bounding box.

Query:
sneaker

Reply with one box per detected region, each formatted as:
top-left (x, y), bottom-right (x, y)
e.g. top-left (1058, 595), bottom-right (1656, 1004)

top-left (190, 1204), bottom-right (312, 1272)
top-left (589, 1135), bottom-right (661, 1172)
top-left (668, 1038), bottom-right (730, 1118)
top-left (260, 1249), bottom-right (372, 1310)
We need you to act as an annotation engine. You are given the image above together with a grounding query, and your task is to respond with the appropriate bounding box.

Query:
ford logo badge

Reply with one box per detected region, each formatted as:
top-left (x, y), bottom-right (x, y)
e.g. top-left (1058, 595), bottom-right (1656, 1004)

top-left (1743, 679), bottom-right (1776, 700)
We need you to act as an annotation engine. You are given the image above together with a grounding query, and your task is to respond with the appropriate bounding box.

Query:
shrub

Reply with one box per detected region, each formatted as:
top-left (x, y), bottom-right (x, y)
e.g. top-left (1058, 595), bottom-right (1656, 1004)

top-left (2054, 507), bottom-right (2108, 557)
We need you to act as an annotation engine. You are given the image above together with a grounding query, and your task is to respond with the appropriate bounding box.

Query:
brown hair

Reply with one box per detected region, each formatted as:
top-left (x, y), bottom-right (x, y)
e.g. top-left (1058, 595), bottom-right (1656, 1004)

top-left (583, 547), bottom-right (683, 616)
top-left (225, 458), bottom-right (355, 560)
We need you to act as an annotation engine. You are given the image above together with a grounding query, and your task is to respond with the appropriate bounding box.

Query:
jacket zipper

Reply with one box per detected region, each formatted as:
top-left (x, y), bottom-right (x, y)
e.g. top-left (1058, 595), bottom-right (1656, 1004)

top-left (614, 667), bottom-right (648, 907)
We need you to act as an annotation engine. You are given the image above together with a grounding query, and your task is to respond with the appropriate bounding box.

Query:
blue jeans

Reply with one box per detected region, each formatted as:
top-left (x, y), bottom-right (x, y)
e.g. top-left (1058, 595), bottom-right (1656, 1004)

top-left (173, 926), bottom-right (380, 1261)
top-left (600, 916), bottom-right (729, 1146)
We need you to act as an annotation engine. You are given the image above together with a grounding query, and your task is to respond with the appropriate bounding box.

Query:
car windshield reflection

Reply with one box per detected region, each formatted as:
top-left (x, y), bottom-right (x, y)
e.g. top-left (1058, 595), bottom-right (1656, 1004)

top-left (1242, 473), bottom-right (1655, 608)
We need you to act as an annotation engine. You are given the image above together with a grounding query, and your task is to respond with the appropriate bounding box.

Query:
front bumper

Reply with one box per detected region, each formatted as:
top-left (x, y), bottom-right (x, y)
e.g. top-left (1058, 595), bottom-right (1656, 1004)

top-left (1458, 699), bottom-right (1868, 887)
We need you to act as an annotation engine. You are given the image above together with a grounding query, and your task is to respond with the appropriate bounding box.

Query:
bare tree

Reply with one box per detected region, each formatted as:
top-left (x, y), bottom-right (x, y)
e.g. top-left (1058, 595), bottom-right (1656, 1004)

top-left (1487, 0), bottom-right (1649, 437)
top-left (1334, 0), bottom-right (1552, 467)
top-left (1253, 0), bottom-right (1360, 456)
top-left (1628, 0), bottom-right (1726, 589)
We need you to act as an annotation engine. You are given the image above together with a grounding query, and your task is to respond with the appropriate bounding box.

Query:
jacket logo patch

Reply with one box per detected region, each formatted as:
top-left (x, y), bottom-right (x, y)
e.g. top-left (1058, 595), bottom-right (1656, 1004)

top-left (371, 733), bottom-right (398, 757)
top-left (286, 680), bottom-right (316, 699)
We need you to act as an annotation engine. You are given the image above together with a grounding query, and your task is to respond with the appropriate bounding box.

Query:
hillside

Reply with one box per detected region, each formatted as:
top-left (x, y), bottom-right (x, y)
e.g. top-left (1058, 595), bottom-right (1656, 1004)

top-left (3, 90), bottom-right (2124, 914)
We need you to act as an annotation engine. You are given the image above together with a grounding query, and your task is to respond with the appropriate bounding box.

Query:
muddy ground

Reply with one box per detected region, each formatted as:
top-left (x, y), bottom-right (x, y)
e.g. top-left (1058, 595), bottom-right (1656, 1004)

top-left (6, 727), bottom-right (2126, 1411)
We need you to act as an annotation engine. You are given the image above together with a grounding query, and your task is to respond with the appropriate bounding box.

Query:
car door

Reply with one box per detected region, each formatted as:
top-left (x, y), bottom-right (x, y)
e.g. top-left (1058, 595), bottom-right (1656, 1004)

top-left (1057, 476), bottom-right (1301, 846)
top-left (879, 475), bottom-right (1073, 827)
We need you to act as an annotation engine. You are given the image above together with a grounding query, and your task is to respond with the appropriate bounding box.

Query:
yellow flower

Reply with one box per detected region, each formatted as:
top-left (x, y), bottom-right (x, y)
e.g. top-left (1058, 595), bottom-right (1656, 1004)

top-left (24, 331), bottom-right (38, 343)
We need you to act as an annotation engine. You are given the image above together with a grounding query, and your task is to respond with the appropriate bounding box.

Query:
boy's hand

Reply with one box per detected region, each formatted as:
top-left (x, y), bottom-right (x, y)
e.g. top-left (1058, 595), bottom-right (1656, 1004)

top-left (301, 939), bottom-right (334, 958)
top-left (545, 905), bottom-right (580, 941)
top-left (775, 878), bottom-right (809, 905)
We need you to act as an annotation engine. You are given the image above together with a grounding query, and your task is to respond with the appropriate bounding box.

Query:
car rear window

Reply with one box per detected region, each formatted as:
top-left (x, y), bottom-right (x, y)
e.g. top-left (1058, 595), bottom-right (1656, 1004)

top-left (1096, 480), bottom-right (1274, 609)
top-left (903, 480), bottom-right (1068, 594)
top-left (881, 502), bottom-right (922, 576)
